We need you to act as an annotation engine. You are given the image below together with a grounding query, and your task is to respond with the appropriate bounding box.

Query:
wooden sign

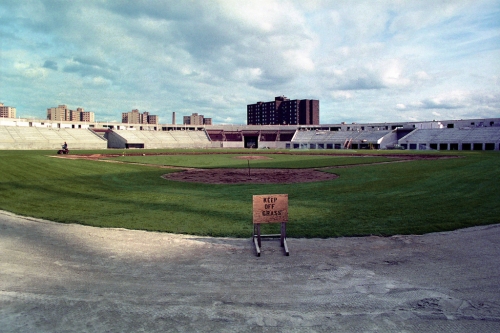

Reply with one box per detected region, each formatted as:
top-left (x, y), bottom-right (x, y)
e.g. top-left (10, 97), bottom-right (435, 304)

top-left (253, 194), bottom-right (288, 224)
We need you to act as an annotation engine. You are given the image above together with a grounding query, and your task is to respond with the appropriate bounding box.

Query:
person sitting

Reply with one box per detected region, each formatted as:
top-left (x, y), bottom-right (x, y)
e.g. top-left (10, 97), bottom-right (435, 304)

top-left (62, 142), bottom-right (68, 150)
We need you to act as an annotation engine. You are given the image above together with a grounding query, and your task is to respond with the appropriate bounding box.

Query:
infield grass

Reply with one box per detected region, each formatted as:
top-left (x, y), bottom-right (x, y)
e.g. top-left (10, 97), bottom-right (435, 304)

top-left (110, 153), bottom-right (399, 168)
top-left (0, 149), bottom-right (498, 237)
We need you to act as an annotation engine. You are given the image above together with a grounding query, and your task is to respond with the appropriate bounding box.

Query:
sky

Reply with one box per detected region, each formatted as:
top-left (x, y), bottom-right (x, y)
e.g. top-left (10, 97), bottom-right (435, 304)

top-left (1, 0), bottom-right (499, 125)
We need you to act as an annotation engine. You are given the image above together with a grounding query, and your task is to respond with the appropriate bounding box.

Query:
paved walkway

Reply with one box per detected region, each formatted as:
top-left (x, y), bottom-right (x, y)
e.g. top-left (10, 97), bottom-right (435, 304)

top-left (1, 210), bottom-right (499, 332)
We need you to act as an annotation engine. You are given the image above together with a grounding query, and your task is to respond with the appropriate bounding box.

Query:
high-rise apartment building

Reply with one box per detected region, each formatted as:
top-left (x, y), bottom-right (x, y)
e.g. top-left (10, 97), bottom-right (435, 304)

top-left (80, 111), bottom-right (94, 122)
top-left (122, 109), bottom-right (141, 124)
top-left (122, 109), bottom-right (159, 124)
top-left (247, 96), bottom-right (319, 125)
top-left (0, 103), bottom-right (16, 118)
top-left (47, 105), bottom-right (69, 121)
top-left (183, 113), bottom-right (212, 125)
top-left (47, 105), bottom-right (95, 122)
top-left (146, 114), bottom-right (159, 125)
top-left (70, 108), bottom-right (95, 122)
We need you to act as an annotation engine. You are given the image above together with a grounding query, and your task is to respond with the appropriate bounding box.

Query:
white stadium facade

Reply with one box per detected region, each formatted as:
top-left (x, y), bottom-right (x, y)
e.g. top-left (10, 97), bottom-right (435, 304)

top-left (1, 117), bottom-right (499, 151)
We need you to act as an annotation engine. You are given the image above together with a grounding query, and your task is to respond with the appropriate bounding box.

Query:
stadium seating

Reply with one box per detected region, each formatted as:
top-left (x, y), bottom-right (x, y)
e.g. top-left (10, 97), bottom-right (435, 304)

top-left (2, 122), bottom-right (498, 151)
top-left (108, 129), bottom-right (212, 149)
top-left (401, 128), bottom-right (500, 150)
top-left (291, 130), bottom-right (392, 148)
top-left (0, 126), bottom-right (107, 150)
top-left (206, 130), bottom-right (224, 141)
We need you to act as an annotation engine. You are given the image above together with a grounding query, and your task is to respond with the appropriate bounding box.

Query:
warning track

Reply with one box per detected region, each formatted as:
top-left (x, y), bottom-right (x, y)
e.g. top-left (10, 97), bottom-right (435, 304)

top-left (1, 210), bottom-right (499, 332)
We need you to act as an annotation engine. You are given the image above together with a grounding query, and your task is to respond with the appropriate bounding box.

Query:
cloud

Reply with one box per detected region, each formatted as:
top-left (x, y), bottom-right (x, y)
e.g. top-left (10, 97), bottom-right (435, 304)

top-left (322, 67), bottom-right (387, 91)
top-left (419, 99), bottom-right (462, 110)
top-left (89, 77), bottom-right (112, 87)
top-left (331, 91), bottom-right (353, 100)
top-left (1, 0), bottom-right (499, 124)
top-left (14, 61), bottom-right (47, 79)
top-left (63, 57), bottom-right (118, 80)
top-left (396, 90), bottom-right (500, 122)
top-left (43, 60), bottom-right (58, 70)
top-left (102, 0), bottom-right (198, 21)
top-left (338, 73), bottom-right (386, 90)
top-left (414, 71), bottom-right (431, 81)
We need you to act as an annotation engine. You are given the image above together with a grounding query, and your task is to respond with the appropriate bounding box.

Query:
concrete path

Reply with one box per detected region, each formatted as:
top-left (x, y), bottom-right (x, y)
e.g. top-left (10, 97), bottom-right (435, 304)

top-left (1, 210), bottom-right (499, 332)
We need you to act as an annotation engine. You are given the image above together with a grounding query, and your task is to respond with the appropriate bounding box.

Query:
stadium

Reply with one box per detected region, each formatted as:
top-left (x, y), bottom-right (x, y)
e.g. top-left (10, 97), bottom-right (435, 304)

top-left (1, 116), bottom-right (499, 151)
top-left (1, 116), bottom-right (500, 331)
top-left (1, 114), bottom-right (498, 236)
top-left (3, 0), bottom-right (500, 329)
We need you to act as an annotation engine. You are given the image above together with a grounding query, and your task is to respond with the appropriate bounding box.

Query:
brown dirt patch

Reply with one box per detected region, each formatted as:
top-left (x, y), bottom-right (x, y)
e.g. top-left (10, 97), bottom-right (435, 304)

top-left (234, 155), bottom-right (272, 160)
top-left (162, 168), bottom-right (338, 184)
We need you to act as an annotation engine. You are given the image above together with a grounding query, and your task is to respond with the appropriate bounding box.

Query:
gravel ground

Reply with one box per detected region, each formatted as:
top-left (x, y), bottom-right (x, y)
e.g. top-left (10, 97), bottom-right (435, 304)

top-left (1, 210), bottom-right (499, 332)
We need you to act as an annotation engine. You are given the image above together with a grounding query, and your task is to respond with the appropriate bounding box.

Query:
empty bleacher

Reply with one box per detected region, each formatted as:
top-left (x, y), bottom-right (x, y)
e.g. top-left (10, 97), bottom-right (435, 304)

top-left (277, 131), bottom-right (296, 141)
top-left (3, 121), bottom-right (498, 151)
top-left (291, 129), bottom-right (392, 149)
top-left (187, 130), bottom-right (211, 142)
top-left (206, 130), bottom-right (224, 141)
top-left (259, 131), bottom-right (278, 142)
top-left (400, 127), bottom-right (500, 150)
top-left (224, 131), bottom-right (243, 141)
top-left (170, 130), bottom-right (193, 143)
top-left (0, 126), bottom-right (107, 150)
top-left (108, 129), bottom-right (211, 149)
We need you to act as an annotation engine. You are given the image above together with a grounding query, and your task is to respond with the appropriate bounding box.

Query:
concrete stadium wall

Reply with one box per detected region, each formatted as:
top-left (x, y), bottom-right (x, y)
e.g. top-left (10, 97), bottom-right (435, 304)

top-left (379, 130), bottom-right (399, 149)
top-left (107, 131), bottom-right (128, 148)
top-left (258, 141), bottom-right (289, 149)
top-left (221, 142), bottom-right (244, 148)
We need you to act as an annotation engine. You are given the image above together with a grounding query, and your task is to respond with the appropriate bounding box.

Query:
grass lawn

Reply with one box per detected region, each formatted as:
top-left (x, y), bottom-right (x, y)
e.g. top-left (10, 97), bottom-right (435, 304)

top-left (0, 149), bottom-right (498, 237)
top-left (110, 153), bottom-right (401, 168)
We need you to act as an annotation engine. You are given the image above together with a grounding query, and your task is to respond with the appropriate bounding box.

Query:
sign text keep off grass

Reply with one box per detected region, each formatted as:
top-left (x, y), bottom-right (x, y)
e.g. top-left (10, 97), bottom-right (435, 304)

top-left (253, 194), bottom-right (288, 224)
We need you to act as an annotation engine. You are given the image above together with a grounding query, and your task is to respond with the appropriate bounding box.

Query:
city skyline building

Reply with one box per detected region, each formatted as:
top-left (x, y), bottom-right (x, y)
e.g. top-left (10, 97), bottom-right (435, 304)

top-left (121, 109), bottom-right (159, 124)
top-left (47, 105), bottom-right (95, 122)
top-left (0, 103), bottom-right (16, 118)
top-left (183, 113), bottom-right (212, 125)
top-left (247, 96), bottom-right (319, 125)
top-left (47, 105), bottom-right (69, 121)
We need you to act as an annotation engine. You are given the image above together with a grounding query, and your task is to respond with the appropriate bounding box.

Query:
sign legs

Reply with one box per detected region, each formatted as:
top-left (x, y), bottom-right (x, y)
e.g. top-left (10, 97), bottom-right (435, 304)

top-left (252, 222), bottom-right (289, 257)
top-left (281, 222), bottom-right (289, 256)
top-left (253, 224), bottom-right (261, 257)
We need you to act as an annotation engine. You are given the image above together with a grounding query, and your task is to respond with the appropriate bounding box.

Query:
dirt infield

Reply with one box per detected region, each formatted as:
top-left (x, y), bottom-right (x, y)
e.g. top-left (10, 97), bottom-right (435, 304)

top-left (1, 210), bottom-right (499, 332)
top-left (234, 155), bottom-right (272, 160)
top-left (162, 168), bottom-right (339, 184)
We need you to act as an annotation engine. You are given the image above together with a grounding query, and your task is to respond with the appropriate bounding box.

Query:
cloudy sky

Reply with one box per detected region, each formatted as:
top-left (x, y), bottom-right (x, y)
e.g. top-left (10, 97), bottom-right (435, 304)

top-left (1, 0), bottom-right (499, 124)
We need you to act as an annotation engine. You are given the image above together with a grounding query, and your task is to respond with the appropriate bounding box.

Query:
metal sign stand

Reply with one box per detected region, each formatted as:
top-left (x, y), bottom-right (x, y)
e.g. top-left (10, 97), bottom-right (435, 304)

top-left (253, 222), bottom-right (289, 257)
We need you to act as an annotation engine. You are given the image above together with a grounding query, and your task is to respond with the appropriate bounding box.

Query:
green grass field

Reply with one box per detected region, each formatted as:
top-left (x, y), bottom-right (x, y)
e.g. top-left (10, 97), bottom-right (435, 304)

top-left (0, 149), bottom-right (498, 237)
top-left (110, 153), bottom-right (401, 168)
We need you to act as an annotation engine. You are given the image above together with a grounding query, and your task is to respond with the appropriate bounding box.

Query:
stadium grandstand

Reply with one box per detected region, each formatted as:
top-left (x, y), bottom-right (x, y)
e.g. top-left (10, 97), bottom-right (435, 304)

top-left (292, 129), bottom-right (393, 150)
top-left (0, 126), bottom-right (106, 150)
top-left (107, 129), bottom-right (211, 149)
top-left (0, 117), bottom-right (499, 151)
top-left (399, 127), bottom-right (500, 151)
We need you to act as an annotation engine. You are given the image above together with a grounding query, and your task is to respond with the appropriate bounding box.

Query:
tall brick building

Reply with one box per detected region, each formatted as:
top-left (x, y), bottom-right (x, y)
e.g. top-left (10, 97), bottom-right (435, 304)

top-left (183, 113), bottom-right (212, 125)
top-left (247, 96), bottom-right (319, 125)
top-left (47, 105), bottom-right (94, 122)
top-left (122, 109), bottom-right (159, 124)
top-left (0, 103), bottom-right (16, 118)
